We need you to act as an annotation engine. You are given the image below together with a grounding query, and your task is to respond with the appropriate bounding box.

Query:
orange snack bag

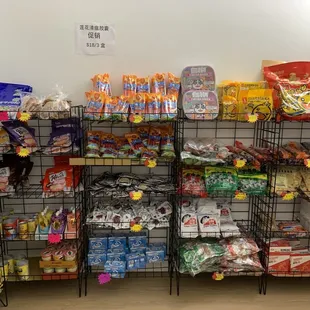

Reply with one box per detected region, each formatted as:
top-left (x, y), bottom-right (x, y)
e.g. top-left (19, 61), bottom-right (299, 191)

top-left (123, 75), bottom-right (137, 96)
top-left (85, 91), bottom-right (105, 120)
top-left (137, 77), bottom-right (150, 93)
top-left (167, 73), bottom-right (180, 99)
top-left (91, 74), bottom-right (112, 96)
top-left (125, 132), bottom-right (144, 155)
top-left (145, 93), bottom-right (161, 121)
top-left (152, 73), bottom-right (166, 96)
top-left (148, 127), bottom-right (161, 152)
top-left (130, 93), bottom-right (146, 115)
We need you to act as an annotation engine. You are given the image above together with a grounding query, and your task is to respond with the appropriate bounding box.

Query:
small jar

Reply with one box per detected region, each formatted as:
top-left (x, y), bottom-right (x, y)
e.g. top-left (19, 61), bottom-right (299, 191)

top-left (41, 250), bottom-right (52, 261)
top-left (64, 250), bottom-right (76, 261)
top-left (67, 265), bottom-right (77, 273)
top-left (43, 268), bottom-right (54, 274)
top-left (53, 250), bottom-right (64, 261)
top-left (55, 268), bottom-right (66, 273)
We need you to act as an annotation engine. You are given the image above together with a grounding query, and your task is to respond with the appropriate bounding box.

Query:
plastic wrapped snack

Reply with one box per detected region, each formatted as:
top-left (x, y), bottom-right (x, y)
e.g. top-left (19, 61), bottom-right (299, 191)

top-left (85, 131), bottom-right (101, 158)
top-left (151, 73), bottom-right (166, 96)
top-left (226, 145), bottom-right (260, 170)
top-left (205, 167), bottom-right (238, 194)
top-left (112, 95), bottom-right (130, 122)
top-left (19, 92), bottom-right (41, 117)
top-left (181, 169), bottom-right (206, 197)
top-left (238, 173), bottom-right (267, 195)
top-left (264, 61), bottom-right (310, 121)
top-left (161, 95), bottom-right (177, 121)
top-left (91, 73), bottom-right (112, 96)
top-left (123, 75), bottom-right (137, 96)
top-left (220, 238), bottom-right (260, 259)
top-left (136, 77), bottom-right (150, 94)
top-left (130, 93), bottom-right (146, 119)
top-left (145, 93), bottom-right (161, 121)
top-left (235, 141), bottom-right (270, 163)
top-left (85, 91), bottom-right (105, 120)
top-left (283, 141), bottom-right (309, 160)
top-left (167, 73), bottom-right (181, 99)
top-left (273, 167), bottom-right (302, 195)
top-left (220, 253), bottom-right (264, 273)
top-left (179, 239), bottom-right (225, 276)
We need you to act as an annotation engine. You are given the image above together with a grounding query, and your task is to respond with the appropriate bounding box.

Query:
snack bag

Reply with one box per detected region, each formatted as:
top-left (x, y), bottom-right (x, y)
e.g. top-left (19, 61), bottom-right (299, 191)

top-left (125, 133), bottom-right (144, 155)
top-left (238, 172), bottom-right (267, 195)
top-left (151, 73), bottom-right (166, 96)
top-left (101, 96), bottom-right (114, 121)
top-left (85, 131), bottom-right (101, 158)
top-left (145, 93), bottom-right (161, 121)
top-left (91, 74), bottom-right (112, 96)
top-left (205, 167), bottom-right (238, 194)
top-left (113, 95), bottom-right (130, 122)
top-left (181, 66), bottom-right (216, 93)
top-left (283, 141), bottom-right (309, 160)
top-left (136, 126), bottom-right (150, 147)
top-left (147, 127), bottom-right (161, 152)
top-left (161, 94), bottom-right (177, 121)
top-left (0, 128), bottom-right (11, 153)
top-left (238, 89), bottom-right (273, 121)
top-left (226, 145), bottom-right (260, 170)
top-left (136, 77), bottom-right (150, 94)
top-left (273, 167), bottom-right (302, 194)
top-left (182, 90), bottom-right (218, 120)
top-left (84, 91), bottom-right (105, 120)
top-left (100, 133), bottom-right (118, 158)
top-left (123, 75), bottom-right (137, 96)
top-left (181, 169), bottom-right (206, 197)
top-left (263, 62), bottom-right (310, 120)
top-left (130, 93), bottom-right (146, 118)
top-left (43, 166), bottom-right (73, 197)
top-left (238, 81), bottom-right (266, 93)
top-left (167, 73), bottom-right (181, 99)
top-left (221, 95), bottom-right (238, 120)
top-left (235, 141), bottom-right (269, 162)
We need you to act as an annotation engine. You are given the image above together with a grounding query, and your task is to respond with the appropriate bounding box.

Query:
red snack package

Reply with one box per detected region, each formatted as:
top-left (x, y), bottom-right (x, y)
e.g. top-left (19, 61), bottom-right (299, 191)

top-left (283, 141), bottom-right (309, 159)
top-left (226, 145), bottom-right (260, 170)
top-left (125, 133), bottom-right (144, 155)
top-left (264, 62), bottom-right (310, 120)
top-left (252, 147), bottom-right (273, 161)
top-left (235, 141), bottom-right (266, 162)
top-left (181, 169), bottom-right (206, 197)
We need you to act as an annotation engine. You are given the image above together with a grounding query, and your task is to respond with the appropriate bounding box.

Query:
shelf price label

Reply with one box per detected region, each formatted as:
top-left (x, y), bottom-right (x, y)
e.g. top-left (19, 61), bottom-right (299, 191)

top-left (212, 272), bottom-right (224, 281)
top-left (235, 191), bottom-right (247, 200)
top-left (17, 112), bottom-right (31, 122)
top-left (233, 159), bottom-right (246, 168)
top-left (144, 158), bottom-right (157, 168)
top-left (245, 113), bottom-right (258, 123)
top-left (16, 146), bottom-right (30, 157)
top-left (129, 190), bottom-right (143, 201)
top-left (304, 159), bottom-right (310, 168)
top-left (129, 114), bottom-right (143, 124)
top-left (130, 224), bottom-right (143, 232)
top-left (281, 192), bottom-right (297, 201)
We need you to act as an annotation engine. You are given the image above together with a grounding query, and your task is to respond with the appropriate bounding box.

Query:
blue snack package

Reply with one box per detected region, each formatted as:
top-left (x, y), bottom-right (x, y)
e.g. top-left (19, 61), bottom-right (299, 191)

top-left (130, 247), bottom-right (146, 254)
top-left (0, 82), bottom-right (32, 119)
top-left (126, 253), bottom-right (146, 270)
top-left (89, 237), bottom-right (108, 251)
top-left (104, 261), bottom-right (126, 278)
top-left (88, 249), bottom-right (106, 254)
top-left (147, 243), bottom-right (167, 256)
top-left (107, 249), bottom-right (126, 261)
top-left (128, 235), bottom-right (147, 249)
top-left (108, 236), bottom-right (127, 250)
top-left (88, 253), bottom-right (107, 266)
top-left (146, 250), bottom-right (165, 264)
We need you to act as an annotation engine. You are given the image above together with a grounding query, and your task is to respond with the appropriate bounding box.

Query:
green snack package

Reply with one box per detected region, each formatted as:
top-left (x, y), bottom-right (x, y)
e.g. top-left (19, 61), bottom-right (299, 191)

top-left (238, 172), bottom-right (268, 195)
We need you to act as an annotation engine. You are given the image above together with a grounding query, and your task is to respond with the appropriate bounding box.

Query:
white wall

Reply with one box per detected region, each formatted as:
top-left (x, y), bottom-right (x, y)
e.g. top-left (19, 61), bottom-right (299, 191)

top-left (1, 0), bottom-right (310, 103)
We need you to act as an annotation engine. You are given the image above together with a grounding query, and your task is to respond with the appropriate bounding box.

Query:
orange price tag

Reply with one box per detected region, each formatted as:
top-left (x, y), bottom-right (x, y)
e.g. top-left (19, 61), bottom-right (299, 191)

top-left (129, 114), bottom-right (143, 124)
top-left (233, 159), bottom-right (246, 168)
top-left (144, 159), bottom-right (157, 168)
top-left (129, 190), bottom-right (143, 201)
top-left (246, 113), bottom-right (258, 123)
top-left (235, 191), bottom-right (247, 200)
top-left (304, 159), bottom-right (310, 168)
top-left (17, 112), bottom-right (31, 122)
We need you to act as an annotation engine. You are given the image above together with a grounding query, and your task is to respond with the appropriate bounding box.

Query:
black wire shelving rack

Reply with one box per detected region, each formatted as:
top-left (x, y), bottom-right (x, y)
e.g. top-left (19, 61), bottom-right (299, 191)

top-left (76, 110), bottom-right (177, 296)
top-left (0, 106), bottom-right (86, 306)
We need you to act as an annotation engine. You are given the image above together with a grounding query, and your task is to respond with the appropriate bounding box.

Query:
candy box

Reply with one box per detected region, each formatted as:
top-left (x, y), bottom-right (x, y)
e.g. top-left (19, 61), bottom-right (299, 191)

top-left (290, 253), bottom-right (310, 272)
top-left (126, 253), bottom-right (146, 270)
top-left (268, 253), bottom-right (290, 273)
top-left (146, 249), bottom-right (165, 264)
top-left (108, 236), bottom-right (127, 250)
top-left (128, 235), bottom-right (147, 249)
top-left (88, 253), bottom-right (107, 266)
top-left (147, 243), bottom-right (166, 256)
top-left (89, 237), bottom-right (108, 251)
top-left (107, 249), bottom-right (126, 261)
top-left (269, 239), bottom-right (291, 253)
top-left (89, 250), bottom-right (106, 254)
top-left (129, 247), bottom-right (146, 254)
top-left (104, 261), bottom-right (126, 278)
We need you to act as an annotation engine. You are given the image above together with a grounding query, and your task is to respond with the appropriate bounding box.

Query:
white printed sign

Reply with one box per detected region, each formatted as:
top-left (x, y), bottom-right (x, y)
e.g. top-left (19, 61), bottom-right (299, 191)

top-left (75, 23), bottom-right (115, 55)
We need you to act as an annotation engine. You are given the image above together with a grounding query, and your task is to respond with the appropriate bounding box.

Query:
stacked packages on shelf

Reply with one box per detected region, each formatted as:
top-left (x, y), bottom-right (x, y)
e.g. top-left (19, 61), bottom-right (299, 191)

top-left (84, 73), bottom-right (180, 121)
top-left (85, 125), bottom-right (175, 161)
top-left (88, 172), bottom-right (174, 198)
top-left (1, 253), bottom-right (30, 281)
top-left (179, 237), bottom-right (263, 276)
top-left (180, 199), bottom-right (240, 239)
top-left (1, 206), bottom-right (79, 241)
top-left (40, 241), bottom-right (78, 278)
top-left (86, 200), bottom-right (172, 230)
top-left (88, 234), bottom-right (166, 278)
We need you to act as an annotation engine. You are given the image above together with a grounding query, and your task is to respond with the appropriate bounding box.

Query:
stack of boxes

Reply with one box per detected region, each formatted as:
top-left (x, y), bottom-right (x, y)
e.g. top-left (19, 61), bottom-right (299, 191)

top-left (88, 234), bottom-right (166, 278)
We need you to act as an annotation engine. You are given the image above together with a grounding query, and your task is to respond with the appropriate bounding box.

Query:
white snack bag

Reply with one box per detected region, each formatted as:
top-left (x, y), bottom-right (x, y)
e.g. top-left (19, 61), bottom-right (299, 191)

top-left (197, 209), bottom-right (221, 238)
top-left (180, 201), bottom-right (198, 238)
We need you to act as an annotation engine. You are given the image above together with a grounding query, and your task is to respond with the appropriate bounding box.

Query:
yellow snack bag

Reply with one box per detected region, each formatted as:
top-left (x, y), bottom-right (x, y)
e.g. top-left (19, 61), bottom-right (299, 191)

top-left (238, 81), bottom-right (266, 94)
top-left (218, 81), bottom-right (240, 120)
top-left (238, 89), bottom-right (273, 121)
top-left (222, 95), bottom-right (238, 120)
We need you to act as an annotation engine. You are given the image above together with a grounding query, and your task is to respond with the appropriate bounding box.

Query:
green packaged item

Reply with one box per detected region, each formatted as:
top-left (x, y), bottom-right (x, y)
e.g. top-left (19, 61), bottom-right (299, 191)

top-left (238, 173), bottom-right (267, 195)
top-left (205, 167), bottom-right (238, 194)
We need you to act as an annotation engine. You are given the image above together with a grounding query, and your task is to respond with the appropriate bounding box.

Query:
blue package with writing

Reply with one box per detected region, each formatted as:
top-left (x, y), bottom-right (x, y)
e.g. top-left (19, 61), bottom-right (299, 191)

top-left (88, 249), bottom-right (106, 254)
top-left (108, 236), bottom-right (127, 250)
top-left (126, 253), bottom-right (146, 270)
top-left (147, 243), bottom-right (167, 256)
top-left (146, 250), bottom-right (165, 264)
top-left (89, 237), bottom-right (108, 251)
top-left (88, 253), bottom-right (107, 266)
top-left (128, 235), bottom-right (147, 249)
top-left (130, 247), bottom-right (146, 254)
top-left (104, 261), bottom-right (126, 278)
top-left (107, 249), bottom-right (126, 261)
